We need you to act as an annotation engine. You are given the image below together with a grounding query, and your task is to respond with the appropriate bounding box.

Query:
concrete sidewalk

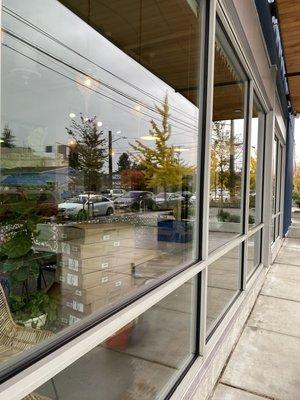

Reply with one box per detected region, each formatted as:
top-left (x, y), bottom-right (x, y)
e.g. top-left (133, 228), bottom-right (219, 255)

top-left (211, 238), bottom-right (300, 400)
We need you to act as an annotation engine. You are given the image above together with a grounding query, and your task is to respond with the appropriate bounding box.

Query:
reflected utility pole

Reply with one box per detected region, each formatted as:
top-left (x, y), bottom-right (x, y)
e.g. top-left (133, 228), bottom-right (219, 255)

top-left (108, 131), bottom-right (127, 188)
top-left (108, 130), bottom-right (113, 187)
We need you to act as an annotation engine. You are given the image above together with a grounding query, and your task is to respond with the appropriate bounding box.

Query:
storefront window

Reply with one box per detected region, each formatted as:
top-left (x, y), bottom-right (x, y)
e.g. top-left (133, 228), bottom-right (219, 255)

top-left (0, 0), bottom-right (202, 365)
top-left (249, 95), bottom-right (265, 228)
top-left (247, 230), bottom-right (261, 278)
top-left (23, 279), bottom-right (196, 400)
top-left (206, 245), bottom-right (242, 334)
top-left (209, 24), bottom-right (247, 253)
top-left (271, 135), bottom-right (283, 244)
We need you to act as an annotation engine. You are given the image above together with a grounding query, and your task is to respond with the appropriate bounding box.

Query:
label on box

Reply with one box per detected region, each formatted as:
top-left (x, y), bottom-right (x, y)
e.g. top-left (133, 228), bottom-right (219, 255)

top-left (66, 273), bottom-right (78, 287)
top-left (103, 234), bottom-right (110, 241)
top-left (61, 242), bottom-right (71, 254)
top-left (115, 280), bottom-right (122, 287)
top-left (61, 317), bottom-right (68, 324)
top-left (68, 258), bottom-right (79, 271)
top-left (101, 262), bottom-right (109, 269)
top-left (59, 275), bottom-right (66, 283)
top-left (66, 300), bottom-right (84, 313)
top-left (101, 276), bottom-right (109, 283)
top-left (113, 241), bottom-right (120, 247)
top-left (69, 315), bottom-right (81, 325)
top-left (75, 290), bottom-right (82, 296)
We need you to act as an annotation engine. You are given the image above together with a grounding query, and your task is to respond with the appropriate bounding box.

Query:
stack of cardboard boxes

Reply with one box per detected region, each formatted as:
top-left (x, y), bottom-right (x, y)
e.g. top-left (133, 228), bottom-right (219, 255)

top-left (53, 221), bottom-right (159, 326)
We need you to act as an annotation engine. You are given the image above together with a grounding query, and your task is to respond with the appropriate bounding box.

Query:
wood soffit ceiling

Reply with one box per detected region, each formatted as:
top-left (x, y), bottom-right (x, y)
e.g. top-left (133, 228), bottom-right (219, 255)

top-left (277, 0), bottom-right (300, 113)
top-left (60, 0), bottom-right (244, 121)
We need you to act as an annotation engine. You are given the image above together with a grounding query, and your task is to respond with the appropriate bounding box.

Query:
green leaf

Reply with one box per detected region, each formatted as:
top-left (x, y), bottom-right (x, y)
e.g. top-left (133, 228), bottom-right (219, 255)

top-left (1, 232), bottom-right (32, 258)
top-left (11, 268), bottom-right (28, 284)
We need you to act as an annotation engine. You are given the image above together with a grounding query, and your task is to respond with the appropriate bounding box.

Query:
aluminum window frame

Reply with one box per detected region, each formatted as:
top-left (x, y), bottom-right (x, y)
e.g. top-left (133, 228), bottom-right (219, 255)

top-left (0, 0), bottom-right (279, 398)
top-left (0, 0), bottom-right (212, 398)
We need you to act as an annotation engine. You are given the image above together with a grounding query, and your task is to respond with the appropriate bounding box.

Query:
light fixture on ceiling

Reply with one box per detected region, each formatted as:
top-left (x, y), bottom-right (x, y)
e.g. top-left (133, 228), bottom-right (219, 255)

top-left (140, 135), bottom-right (158, 141)
top-left (68, 139), bottom-right (76, 147)
top-left (174, 147), bottom-right (190, 152)
top-left (84, 78), bottom-right (92, 87)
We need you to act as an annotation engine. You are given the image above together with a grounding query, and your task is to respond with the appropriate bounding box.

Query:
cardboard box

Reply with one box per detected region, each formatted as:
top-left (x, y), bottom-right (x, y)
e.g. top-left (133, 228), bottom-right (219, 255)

top-left (56, 267), bottom-right (134, 290)
top-left (59, 253), bottom-right (134, 274)
top-left (58, 274), bottom-right (138, 304)
top-left (60, 238), bottom-right (135, 259)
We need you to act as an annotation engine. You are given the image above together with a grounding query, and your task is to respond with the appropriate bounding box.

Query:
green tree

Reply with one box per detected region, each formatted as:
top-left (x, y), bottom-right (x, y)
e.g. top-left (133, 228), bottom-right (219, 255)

top-left (117, 152), bottom-right (131, 171)
top-left (66, 115), bottom-right (107, 192)
top-left (130, 96), bottom-right (194, 197)
top-left (212, 121), bottom-right (230, 203)
top-left (1, 124), bottom-right (15, 148)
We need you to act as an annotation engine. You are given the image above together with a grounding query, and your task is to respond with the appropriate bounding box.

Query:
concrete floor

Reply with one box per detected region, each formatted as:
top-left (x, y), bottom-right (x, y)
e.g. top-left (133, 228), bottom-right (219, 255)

top-left (211, 238), bottom-right (300, 400)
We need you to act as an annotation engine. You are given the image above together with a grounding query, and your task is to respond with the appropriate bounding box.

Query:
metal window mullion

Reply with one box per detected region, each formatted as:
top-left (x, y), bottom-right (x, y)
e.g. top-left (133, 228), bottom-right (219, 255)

top-left (242, 80), bottom-right (253, 289)
top-left (279, 142), bottom-right (286, 237)
top-left (262, 110), bottom-right (275, 267)
top-left (197, 0), bottom-right (217, 357)
top-left (256, 110), bottom-right (266, 224)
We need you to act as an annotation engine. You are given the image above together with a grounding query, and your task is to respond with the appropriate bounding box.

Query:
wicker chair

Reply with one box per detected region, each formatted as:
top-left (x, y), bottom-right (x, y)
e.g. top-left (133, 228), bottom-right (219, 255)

top-left (24, 394), bottom-right (52, 400)
top-left (0, 284), bottom-right (53, 363)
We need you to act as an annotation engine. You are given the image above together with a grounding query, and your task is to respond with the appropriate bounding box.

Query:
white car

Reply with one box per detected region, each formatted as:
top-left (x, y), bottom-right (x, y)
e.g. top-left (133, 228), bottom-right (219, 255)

top-left (58, 195), bottom-right (114, 219)
top-left (101, 189), bottom-right (127, 199)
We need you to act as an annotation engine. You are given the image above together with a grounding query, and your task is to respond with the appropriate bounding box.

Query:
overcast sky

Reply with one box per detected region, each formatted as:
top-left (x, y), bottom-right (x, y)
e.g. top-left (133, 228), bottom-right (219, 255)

top-left (2, 0), bottom-right (200, 171)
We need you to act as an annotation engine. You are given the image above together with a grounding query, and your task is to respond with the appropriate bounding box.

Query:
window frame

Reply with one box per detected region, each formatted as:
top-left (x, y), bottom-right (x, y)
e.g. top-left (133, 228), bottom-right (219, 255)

top-left (0, 0), bottom-right (279, 399)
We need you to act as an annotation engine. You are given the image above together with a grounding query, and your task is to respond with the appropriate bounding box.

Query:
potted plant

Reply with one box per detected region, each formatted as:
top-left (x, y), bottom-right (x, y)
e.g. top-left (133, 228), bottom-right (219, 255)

top-left (0, 195), bottom-right (57, 328)
top-left (9, 291), bottom-right (56, 328)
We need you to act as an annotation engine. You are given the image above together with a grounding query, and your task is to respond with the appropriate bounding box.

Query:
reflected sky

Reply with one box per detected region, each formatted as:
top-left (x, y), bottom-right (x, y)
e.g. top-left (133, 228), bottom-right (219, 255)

top-left (1, 0), bottom-right (199, 172)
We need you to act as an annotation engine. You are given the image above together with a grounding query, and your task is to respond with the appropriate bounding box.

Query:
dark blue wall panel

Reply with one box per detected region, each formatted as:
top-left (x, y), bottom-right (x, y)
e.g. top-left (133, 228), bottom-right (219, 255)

top-left (283, 115), bottom-right (295, 236)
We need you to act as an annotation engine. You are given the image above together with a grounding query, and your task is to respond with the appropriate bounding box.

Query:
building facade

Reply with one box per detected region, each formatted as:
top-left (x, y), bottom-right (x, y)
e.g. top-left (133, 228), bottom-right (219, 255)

top-left (0, 1), bottom-right (296, 399)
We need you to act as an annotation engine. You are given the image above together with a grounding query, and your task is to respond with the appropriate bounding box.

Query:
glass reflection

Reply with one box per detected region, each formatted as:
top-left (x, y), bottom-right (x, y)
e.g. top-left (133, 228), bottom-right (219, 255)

top-left (247, 231), bottom-right (261, 278)
top-left (249, 95), bottom-right (265, 228)
top-left (209, 26), bottom-right (246, 253)
top-left (23, 280), bottom-right (196, 400)
top-left (207, 245), bottom-right (241, 334)
top-left (0, 0), bottom-right (201, 365)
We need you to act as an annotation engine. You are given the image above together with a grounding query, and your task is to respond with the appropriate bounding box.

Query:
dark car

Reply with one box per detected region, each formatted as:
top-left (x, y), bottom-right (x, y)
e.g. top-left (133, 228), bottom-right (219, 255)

top-left (155, 192), bottom-right (185, 210)
top-left (0, 190), bottom-right (58, 222)
top-left (114, 191), bottom-right (156, 212)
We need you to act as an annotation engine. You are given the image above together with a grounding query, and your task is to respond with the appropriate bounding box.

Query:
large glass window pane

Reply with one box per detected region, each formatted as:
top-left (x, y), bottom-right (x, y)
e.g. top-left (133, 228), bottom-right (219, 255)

top-left (209, 24), bottom-right (247, 253)
top-left (247, 230), bottom-right (261, 278)
top-left (249, 95), bottom-right (265, 228)
top-left (206, 245), bottom-right (242, 334)
top-left (23, 279), bottom-right (196, 400)
top-left (276, 144), bottom-right (283, 215)
top-left (272, 137), bottom-right (278, 214)
top-left (0, 0), bottom-right (202, 365)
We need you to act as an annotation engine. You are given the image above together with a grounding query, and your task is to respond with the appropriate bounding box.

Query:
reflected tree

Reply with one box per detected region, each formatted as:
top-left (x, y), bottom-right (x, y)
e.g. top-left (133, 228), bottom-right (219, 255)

top-left (66, 115), bottom-right (107, 192)
top-left (131, 96), bottom-right (194, 197)
top-left (117, 152), bottom-right (132, 172)
top-left (1, 124), bottom-right (15, 148)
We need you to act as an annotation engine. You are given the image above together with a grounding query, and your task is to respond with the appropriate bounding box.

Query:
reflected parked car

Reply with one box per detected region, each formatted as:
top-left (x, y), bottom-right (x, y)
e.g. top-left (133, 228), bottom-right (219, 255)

top-left (190, 193), bottom-right (196, 203)
top-left (0, 189), bottom-right (58, 221)
top-left (58, 195), bottom-right (114, 219)
top-left (101, 189), bottom-right (127, 199)
top-left (155, 192), bottom-right (185, 210)
top-left (114, 191), bottom-right (156, 212)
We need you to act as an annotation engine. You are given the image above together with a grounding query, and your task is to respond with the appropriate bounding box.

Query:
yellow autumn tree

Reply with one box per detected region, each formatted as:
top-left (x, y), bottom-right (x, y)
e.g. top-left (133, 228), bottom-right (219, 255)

top-left (130, 96), bottom-right (194, 197)
top-left (249, 155), bottom-right (257, 192)
top-left (293, 164), bottom-right (300, 192)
